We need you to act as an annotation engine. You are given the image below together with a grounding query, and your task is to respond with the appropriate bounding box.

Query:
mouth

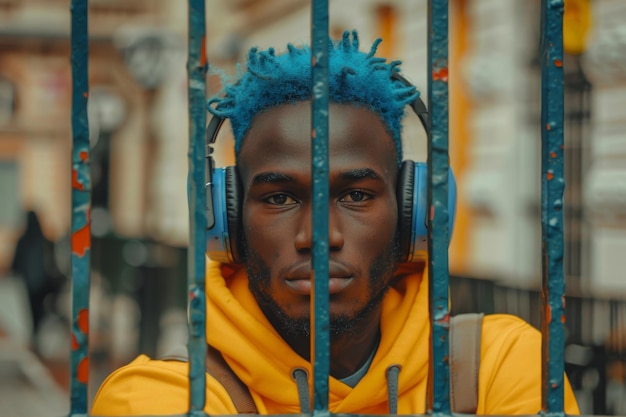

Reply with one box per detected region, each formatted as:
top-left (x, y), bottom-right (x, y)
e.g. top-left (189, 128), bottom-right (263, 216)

top-left (284, 262), bottom-right (353, 295)
top-left (285, 276), bottom-right (354, 295)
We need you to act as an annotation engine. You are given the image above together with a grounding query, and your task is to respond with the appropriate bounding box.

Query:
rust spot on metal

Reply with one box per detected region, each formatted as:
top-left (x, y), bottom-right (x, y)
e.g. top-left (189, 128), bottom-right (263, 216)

top-left (72, 224), bottom-right (90, 257)
top-left (78, 308), bottom-right (89, 334)
top-left (432, 67), bottom-right (448, 82)
top-left (550, 151), bottom-right (557, 158)
top-left (201, 36), bottom-right (207, 66)
top-left (72, 169), bottom-right (84, 191)
top-left (547, 171), bottom-right (554, 181)
top-left (435, 313), bottom-right (450, 325)
top-left (77, 357), bottom-right (89, 384)
top-left (547, 305), bottom-right (552, 323)
top-left (553, 59), bottom-right (563, 67)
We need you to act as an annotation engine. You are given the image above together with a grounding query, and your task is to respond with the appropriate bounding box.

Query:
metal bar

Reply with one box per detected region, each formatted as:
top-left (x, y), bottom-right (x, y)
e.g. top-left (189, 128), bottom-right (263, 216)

top-left (187, 0), bottom-right (208, 414)
top-left (310, 0), bottom-right (330, 414)
top-left (540, 0), bottom-right (566, 414)
top-left (427, 0), bottom-right (451, 414)
top-left (69, 1), bottom-right (90, 415)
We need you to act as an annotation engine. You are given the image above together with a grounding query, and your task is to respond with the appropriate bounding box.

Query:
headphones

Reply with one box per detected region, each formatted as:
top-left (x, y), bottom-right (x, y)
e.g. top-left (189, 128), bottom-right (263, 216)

top-left (205, 74), bottom-right (456, 264)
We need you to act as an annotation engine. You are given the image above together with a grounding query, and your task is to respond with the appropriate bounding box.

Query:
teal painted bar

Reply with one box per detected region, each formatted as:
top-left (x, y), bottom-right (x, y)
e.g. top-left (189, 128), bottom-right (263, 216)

top-left (427, 0), bottom-right (451, 414)
top-left (69, 1), bottom-right (91, 415)
top-left (187, 0), bottom-right (208, 414)
top-left (311, 0), bottom-right (330, 414)
top-left (540, 0), bottom-right (566, 415)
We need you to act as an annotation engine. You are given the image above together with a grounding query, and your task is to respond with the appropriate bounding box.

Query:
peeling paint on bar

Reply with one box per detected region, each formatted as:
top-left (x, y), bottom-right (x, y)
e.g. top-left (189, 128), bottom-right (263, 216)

top-left (540, 0), bottom-right (566, 415)
top-left (70, 1), bottom-right (90, 415)
top-left (187, 0), bottom-right (208, 414)
top-left (427, 0), bottom-right (451, 414)
top-left (311, 0), bottom-right (330, 414)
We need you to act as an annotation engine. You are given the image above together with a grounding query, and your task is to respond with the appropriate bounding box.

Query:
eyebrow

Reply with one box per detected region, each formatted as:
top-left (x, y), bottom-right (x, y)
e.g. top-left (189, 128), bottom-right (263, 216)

top-left (338, 168), bottom-right (382, 181)
top-left (251, 172), bottom-right (294, 186)
top-left (250, 168), bottom-right (382, 187)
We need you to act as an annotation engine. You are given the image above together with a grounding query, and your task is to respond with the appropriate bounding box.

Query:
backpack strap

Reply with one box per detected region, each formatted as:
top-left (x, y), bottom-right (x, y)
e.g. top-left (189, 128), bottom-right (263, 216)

top-left (449, 312), bottom-right (484, 414)
top-left (206, 346), bottom-right (258, 413)
top-left (161, 346), bottom-right (258, 413)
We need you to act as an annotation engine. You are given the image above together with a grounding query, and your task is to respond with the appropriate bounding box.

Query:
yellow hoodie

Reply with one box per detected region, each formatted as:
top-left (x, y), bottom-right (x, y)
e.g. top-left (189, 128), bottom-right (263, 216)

top-left (92, 260), bottom-right (579, 415)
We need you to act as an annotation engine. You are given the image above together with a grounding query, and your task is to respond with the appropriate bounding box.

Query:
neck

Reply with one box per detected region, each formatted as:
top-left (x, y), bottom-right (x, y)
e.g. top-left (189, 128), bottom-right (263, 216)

top-left (278, 308), bottom-right (382, 379)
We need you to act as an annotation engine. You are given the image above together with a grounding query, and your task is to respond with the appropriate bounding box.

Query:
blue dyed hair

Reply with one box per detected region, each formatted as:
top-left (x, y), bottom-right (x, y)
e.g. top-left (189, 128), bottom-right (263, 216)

top-left (207, 30), bottom-right (419, 165)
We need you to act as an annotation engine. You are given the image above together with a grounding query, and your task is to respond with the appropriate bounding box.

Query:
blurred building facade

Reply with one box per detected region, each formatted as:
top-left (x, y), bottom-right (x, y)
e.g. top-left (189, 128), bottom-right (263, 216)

top-left (0, 0), bottom-right (625, 414)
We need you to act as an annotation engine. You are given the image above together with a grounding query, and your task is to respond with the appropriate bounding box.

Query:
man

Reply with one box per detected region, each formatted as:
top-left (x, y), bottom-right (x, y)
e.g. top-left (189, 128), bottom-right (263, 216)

top-left (92, 31), bottom-right (579, 415)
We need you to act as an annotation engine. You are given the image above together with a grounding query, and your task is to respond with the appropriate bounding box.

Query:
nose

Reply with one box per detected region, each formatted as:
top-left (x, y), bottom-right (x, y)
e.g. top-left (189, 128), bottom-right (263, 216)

top-left (294, 205), bottom-right (344, 253)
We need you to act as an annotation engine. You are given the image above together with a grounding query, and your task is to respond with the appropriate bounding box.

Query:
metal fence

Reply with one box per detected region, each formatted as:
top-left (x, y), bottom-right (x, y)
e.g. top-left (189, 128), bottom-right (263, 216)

top-left (68, 0), bottom-right (567, 416)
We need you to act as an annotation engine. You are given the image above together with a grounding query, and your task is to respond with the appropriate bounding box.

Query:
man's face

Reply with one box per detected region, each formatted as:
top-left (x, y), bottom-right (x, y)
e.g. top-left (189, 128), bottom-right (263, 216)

top-left (237, 101), bottom-right (400, 336)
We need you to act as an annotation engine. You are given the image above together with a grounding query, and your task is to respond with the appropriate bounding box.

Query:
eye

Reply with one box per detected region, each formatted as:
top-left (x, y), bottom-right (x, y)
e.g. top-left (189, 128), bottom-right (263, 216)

top-left (340, 190), bottom-right (372, 203)
top-left (265, 194), bottom-right (298, 206)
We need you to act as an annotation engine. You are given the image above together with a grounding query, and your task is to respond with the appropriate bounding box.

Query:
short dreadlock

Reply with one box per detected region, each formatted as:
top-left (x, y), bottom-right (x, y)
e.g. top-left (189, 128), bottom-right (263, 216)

top-left (207, 30), bottom-right (419, 165)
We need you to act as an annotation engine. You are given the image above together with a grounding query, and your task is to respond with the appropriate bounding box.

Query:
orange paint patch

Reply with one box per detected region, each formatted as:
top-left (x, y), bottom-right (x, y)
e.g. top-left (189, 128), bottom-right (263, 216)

top-left (546, 123), bottom-right (551, 131)
top-left (72, 225), bottom-right (90, 257)
top-left (547, 172), bottom-right (554, 181)
top-left (550, 151), bottom-right (557, 158)
top-left (78, 308), bottom-right (89, 334)
top-left (79, 151), bottom-right (88, 161)
top-left (311, 129), bottom-right (316, 139)
top-left (546, 305), bottom-right (552, 323)
top-left (430, 205), bottom-right (435, 221)
top-left (561, 314), bottom-right (566, 323)
top-left (72, 334), bottom-right (79, 350)
top-left (77, 357), bottom-right (89, 384)
top-left (553, 59), bottom-right (563, 68)
top-left (433, 67), bottom-right (448, 82)
top-left (72, 169), bottom-right (84, 191)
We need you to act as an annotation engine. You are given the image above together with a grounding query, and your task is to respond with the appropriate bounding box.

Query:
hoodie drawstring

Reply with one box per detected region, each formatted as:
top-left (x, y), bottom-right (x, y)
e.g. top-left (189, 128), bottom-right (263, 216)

top-left (386, 365), bottom-right (401, 414)
top-left (291, 364), bottom-right (400, 413)
top-left (292, 368), bottom-right (310, 413)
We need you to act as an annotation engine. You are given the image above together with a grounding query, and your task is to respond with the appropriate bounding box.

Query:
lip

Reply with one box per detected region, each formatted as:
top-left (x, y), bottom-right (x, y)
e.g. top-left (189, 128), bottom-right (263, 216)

top-left (284, 262), bottom-right (353, 295)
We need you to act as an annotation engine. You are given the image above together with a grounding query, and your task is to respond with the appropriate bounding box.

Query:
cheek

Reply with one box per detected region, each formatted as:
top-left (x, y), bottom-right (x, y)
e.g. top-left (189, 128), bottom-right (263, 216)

top-left (243, 207), bottom-right (288, 260)
top-left (346, 199), bottom-right (398, 245)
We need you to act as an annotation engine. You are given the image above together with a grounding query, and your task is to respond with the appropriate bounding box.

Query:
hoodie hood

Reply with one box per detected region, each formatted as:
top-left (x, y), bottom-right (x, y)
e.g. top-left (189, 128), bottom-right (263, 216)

top-left (205, 259), bottom-right (430, 414)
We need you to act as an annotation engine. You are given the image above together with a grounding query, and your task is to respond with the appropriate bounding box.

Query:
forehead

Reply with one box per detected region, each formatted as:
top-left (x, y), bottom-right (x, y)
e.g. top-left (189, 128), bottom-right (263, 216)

top-left (237, 101), bottom-right (397, 183)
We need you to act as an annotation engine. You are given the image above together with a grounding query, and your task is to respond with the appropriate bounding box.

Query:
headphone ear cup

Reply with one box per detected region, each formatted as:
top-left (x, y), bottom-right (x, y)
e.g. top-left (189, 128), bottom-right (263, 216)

top-left (400, 161), bottom-right (457, 263)
top-left (396, 160), bottom-right (415, 262)
top-left (224, 166), bottom-right (243, 263)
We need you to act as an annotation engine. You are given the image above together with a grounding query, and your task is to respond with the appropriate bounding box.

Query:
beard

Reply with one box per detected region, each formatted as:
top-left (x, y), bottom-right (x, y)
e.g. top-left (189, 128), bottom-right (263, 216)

top-left (243, 232), bottom-right (401, 338)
